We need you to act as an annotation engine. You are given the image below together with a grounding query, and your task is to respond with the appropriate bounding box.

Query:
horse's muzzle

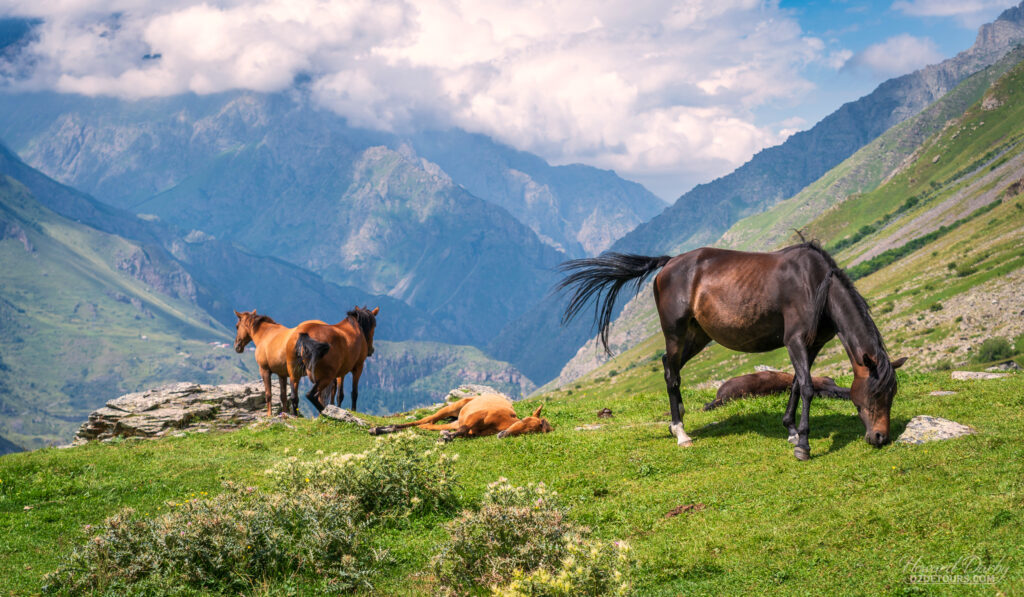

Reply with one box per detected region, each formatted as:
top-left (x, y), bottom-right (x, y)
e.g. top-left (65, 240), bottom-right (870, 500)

top-left (234, 344), bottom-right (244, 354)
top-left (866, 431), bottom-right (890, 447)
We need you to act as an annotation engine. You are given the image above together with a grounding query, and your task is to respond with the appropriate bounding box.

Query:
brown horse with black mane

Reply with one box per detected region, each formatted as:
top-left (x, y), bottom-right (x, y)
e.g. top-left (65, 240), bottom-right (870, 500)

top-left (233, 310), bottom-right (304, 416)
top-left (294, 306), bottom-right (378, 412)
top-left (558, 242), bottom-right (902, 460)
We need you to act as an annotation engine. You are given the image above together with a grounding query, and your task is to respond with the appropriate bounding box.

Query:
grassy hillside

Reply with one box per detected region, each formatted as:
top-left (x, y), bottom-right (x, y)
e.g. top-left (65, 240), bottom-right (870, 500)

top-left (0, 175), bottom-right (253, 449)
top-left (552, 47), bottom-right (1024, 390)
top-left (1, 371), bottom-right (1021, 594)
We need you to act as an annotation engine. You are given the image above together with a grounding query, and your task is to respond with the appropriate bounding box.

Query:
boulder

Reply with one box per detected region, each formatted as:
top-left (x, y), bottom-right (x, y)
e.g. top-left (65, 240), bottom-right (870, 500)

top-left (320, 405), bottom-right (369, 426)
top-left (896, 415), bottom-right (975, 444)
top-left (443, 384), bottom-right (513, 403)
top-left (951, 371), bottom-right (1009, 380)
top-left (73, 381), bottom-right (284, 444)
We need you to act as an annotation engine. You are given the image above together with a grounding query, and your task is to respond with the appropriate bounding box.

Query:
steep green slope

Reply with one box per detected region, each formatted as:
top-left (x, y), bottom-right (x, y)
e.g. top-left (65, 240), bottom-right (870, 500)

top-left (551, 43), bottom-right (1024, 392)
top-left (1, 372), bottom-right (1021, 594)
top-left (0, 176), bottom-right (251, 449)
top-left (721, 44), bottom-right (1024, 252)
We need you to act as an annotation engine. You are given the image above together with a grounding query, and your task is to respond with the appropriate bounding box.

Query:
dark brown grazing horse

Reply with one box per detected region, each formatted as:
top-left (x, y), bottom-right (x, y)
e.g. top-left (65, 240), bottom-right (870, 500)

top-left (558, 242), bottom-right (901, 460)
top-left (294, 307), bottom-right (378, 412)
top-left (703, 371), bottom-right (852, 411)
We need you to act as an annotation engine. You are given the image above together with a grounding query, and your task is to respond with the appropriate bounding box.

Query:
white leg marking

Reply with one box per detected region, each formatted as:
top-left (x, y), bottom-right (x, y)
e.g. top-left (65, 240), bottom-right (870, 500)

top-left (670, 422), bottom-right (693, 447)
top-left (787, 433), bottom-right (799, 445)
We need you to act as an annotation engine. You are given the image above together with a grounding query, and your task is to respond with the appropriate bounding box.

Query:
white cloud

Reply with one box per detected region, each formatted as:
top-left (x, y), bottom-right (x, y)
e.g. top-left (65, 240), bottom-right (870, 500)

top-left (1, 0), bottom-right (834, 198)
top-left (891, 0), bottom-right (1012, 27)
top-left (843, 34), bottom-right (942, 78)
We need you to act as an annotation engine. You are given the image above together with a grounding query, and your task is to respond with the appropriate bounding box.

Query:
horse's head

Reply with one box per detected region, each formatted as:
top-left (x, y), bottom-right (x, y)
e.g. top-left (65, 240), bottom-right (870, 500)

top-left (497, 405), bottom-right (553, 438)
top-left (850, 355), bottom-right (907, 446)
top-left (233, 309), bottom-right (255, 353)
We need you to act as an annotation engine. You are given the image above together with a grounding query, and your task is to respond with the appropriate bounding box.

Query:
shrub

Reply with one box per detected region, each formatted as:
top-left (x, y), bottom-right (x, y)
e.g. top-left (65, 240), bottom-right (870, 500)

top-left (433, 480), bottom-right (572, 593)
top-left (43, 483), bottom-right (380, 595)
top-left (935, 358), bottom-right (953, 371)
top-left (929, 302), bottom-right (944, 312)
top-left (974, 337), bottom-right (1013, 363)
top-left (493, 539), bottom-right (633, 597)
top-left (265, 431), bottom-right (459, 518)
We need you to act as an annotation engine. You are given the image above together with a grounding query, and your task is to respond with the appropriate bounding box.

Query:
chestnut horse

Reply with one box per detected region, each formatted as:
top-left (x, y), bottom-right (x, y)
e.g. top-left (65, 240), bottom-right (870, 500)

top-left (368, 393), bottom-right (551, 440)
top-left (233, 310), bottom-right (304, 416)
top-left (558, 242), bottom-right (901, 460)
top-left (294, 307), bottom-right (378, 412)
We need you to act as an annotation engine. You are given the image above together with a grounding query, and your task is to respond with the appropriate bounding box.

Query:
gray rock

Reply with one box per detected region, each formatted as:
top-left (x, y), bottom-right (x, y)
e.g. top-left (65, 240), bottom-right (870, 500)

top-left (897, 415), bottom-right (976, 444)
top-left (444, 384), bottom-right (512, 402)
top-left (929, 391), bottom-right (957, 396)
top-left (985, 360), bottom-right (1021, 371)
top-left (951, 370), bottom-right (1009, 380)
top-left (74, 381), bottom-right (284, 443)
top-left (320, 405), bottom-right (369, 426)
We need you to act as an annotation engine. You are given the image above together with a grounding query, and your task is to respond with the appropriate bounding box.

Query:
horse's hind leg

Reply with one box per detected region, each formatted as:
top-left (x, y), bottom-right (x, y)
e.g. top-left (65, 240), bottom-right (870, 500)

top-left (663, 328), bottom-right (710, 447)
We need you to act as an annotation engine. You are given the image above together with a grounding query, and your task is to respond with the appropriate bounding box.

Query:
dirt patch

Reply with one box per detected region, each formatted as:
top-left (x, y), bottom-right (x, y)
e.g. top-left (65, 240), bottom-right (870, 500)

top-left (665, 503), bottom-right (706, 518)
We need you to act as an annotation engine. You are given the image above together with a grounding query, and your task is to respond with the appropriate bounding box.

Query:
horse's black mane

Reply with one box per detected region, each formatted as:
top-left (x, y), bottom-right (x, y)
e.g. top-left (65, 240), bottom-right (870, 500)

top-left (788, 241), bottom-right (896, 395)
top-left (347, 306), bottom-right (376, 339)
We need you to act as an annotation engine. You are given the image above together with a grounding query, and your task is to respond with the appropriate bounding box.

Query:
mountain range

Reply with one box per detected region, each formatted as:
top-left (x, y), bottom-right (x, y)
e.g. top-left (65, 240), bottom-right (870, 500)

top-left (496, 2), bottom-right (1024, 384)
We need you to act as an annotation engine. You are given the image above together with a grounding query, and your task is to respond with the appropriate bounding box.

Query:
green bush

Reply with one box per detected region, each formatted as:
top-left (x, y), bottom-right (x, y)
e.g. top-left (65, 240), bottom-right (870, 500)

top-left (42, 483), bottom-right (379, 595)
top-left (433, 480), bottom-right (573, 594)
top-left (975, 337), bottom-right (1014, 363)
top-left (929, 302), bottom-right (944, 312)
top-left (493, 539), bottom-right (633, 596)
top-left (265, 431), bottom-right (459, 518)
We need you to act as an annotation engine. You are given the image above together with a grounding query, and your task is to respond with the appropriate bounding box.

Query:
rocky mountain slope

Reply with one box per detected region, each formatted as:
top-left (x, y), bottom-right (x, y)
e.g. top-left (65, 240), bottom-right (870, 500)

top-left (0, 90), bottom-right (660, 346)
top-left (0, 146), bottom-right (538, 449)
top-left (614, 1), bottom-right (1024, 257)
top-left (553, 52), bottom-right (1024, 391)
top-left (506, 4), bottom-right (1024, 385)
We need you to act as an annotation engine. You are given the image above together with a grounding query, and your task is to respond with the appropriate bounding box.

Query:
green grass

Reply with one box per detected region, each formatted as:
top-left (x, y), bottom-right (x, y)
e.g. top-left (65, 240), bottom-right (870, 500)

top-left (2, 371), bottom-right (1022, 595)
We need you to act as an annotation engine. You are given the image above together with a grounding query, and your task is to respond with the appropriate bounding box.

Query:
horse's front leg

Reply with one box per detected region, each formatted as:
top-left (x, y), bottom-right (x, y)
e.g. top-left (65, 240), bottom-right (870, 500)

top-left (261, 368), bottom-right (275, 417)
top-left (785, 342), bottom-right (816, 461)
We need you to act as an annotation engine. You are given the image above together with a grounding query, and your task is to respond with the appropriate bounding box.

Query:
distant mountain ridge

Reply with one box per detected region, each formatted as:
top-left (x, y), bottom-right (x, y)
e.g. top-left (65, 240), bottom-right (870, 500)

top-left (614, 0), bottom-right (1024, 256)
top-left (496, 3), bottom-right (1024, 385)
top-left (0, 91), bottom-right (659, 345)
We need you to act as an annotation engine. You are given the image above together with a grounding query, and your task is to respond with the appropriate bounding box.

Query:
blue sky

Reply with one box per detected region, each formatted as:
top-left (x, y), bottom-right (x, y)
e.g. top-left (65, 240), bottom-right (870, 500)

top-left (0, 0), bottom-right (1018, 199)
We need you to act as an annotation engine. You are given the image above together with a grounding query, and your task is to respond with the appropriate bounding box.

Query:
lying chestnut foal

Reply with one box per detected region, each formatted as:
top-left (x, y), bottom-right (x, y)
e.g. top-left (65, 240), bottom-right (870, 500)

top-left (369, 393), bottom-right (552, 440)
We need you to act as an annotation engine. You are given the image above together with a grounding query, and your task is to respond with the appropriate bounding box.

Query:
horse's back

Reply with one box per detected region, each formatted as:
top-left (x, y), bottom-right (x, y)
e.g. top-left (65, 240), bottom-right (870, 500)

top-left (460, 394), bottom-right (515, 420)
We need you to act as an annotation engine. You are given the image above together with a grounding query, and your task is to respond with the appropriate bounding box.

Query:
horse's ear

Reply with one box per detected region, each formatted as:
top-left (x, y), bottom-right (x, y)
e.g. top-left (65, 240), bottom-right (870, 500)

top-left (372, 307), bottom-right (379, 316)
top-left (892, 356), bottom-right (908, 369)
top-left (532, 405), bottom-right (543, 418)
top-left (234, 310), bottom-right (242, 318)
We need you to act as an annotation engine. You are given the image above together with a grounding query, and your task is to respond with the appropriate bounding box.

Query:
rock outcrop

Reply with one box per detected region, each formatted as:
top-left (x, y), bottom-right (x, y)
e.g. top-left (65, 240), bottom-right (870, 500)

top-left (73, 382), bottom-right (286, 444)
top-left (896, 415), bottom-right (976, 444)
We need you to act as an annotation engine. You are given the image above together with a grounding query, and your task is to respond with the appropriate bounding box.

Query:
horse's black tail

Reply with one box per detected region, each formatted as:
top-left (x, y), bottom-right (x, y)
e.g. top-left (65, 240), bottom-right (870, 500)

top-left (556, 253), bottom-right (672, 354)
top-left (295, 333), bottom-right (330, 383)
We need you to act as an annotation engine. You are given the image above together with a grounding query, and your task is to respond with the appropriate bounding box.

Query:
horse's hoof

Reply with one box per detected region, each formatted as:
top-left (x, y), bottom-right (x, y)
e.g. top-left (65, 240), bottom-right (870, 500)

top-left (440, 431), bottom-right (455, 443)
top-left (787, 433), bottom-right (799, 445)
top-left (794, 446), bottom-right (810, 461)
top-left (678, 439), bottom-right (693, 448)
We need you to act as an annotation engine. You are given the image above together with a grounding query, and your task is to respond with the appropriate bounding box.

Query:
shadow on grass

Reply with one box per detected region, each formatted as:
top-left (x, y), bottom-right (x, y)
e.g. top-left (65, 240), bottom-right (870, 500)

top-left (693, 408), bottom-right (912, 455)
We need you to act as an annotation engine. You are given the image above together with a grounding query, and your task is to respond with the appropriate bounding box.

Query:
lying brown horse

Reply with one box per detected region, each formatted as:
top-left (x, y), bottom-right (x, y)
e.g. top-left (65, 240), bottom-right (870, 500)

top-left (368, 393), bottom-right (552, 440)
top-left (559, 242), bottom-right (901, 460)
top-left (704, 363), bottom-right (903, 411)
top-left (703, 371), bottom-right (851, 411)
top-left (233, 310), bottom-right (304, 416)
top-left (294, 307), bottom-right (378, 412)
